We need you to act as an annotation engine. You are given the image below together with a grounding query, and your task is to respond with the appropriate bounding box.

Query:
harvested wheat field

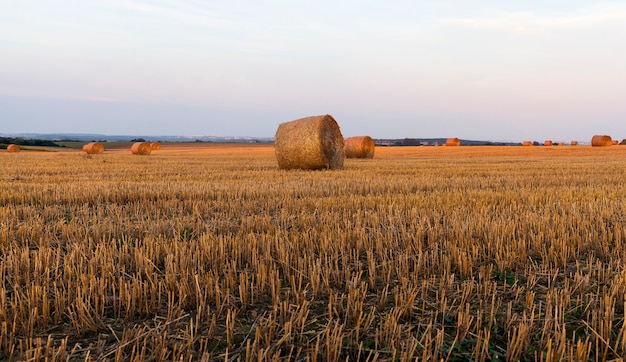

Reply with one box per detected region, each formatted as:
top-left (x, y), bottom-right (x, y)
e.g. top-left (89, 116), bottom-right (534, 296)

top-left (2, 144), bottom-right (626, 361)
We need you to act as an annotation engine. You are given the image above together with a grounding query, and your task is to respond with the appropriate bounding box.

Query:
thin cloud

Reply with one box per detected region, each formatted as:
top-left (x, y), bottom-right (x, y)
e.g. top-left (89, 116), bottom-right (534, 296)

top-left (102, 0), bottom-right (233, 28)
top-left (440, 5), bottom-right (626, 36)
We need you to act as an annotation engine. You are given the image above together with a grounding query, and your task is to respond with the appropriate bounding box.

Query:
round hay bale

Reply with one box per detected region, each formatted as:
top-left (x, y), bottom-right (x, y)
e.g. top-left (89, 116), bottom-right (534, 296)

top-left (570, 141), bottom-right (578, 146)
top-left (544, 140), bottom-right (553, 146)
top-left (131, 142), bottom-right (152, 155)
top-left (612, 140), bottom-right (618, 145)
top-left (445, 137), bottom-right (461, 146)
top-left (522, 141), bottom-right (533, 146)
top-left (274, 114), bottom-right (344, 170)
top-left (6, 144), bottom-right (20, 153)
top-left (591, 135), bottom-right (612, 147)
top-left (344, 136), bottom-right (375, 158)
top-left (150, 142), bottom-right (161, 151)
top-left (82, 142), bottom-right (104, 154)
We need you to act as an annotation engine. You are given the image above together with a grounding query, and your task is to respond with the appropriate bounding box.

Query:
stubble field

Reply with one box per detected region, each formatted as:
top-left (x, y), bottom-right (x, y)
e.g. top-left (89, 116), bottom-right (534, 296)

top-left (1, 144), bottom-right (625, 361)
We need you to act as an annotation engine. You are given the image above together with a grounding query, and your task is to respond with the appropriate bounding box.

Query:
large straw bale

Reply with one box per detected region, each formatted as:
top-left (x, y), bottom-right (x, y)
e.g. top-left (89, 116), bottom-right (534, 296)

top-left (6, 144), bottom-right (20, 153)
top-left (445, 138), bottom-right (461, 146)
top-left (82, 142), bottom-right (104, 154)
top-left (131, 142), bottom-right (152, 155)
top-left (591, 135), bottom-right (612, 147)
top-left (344, 136), bottom-right (375, 158)
top-left (522, 141), bottom-right (533, 147)
top-left (544, 140), bottom-right (553, 146)
top-left (274, 114), bottom-right (344, 170)
top-left (150, 142), bottom-right (161, 151)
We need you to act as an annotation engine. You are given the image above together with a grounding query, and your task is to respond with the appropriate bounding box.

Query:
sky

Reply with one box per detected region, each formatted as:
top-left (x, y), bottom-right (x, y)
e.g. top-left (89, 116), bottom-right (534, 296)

top-left (1, 1), bottom-right (625, 141)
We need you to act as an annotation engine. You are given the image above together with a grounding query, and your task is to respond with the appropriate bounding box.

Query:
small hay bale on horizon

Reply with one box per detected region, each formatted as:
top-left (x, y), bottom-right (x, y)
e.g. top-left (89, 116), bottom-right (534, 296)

top-left (591, 135), bottom-right (612, 147)
top-left (82, 142), bottom-right (104, 154)
top-left (6, 144), bottom-right (20, 153)
top-left (522, 141), bottom-right (533, 146)
top-left (445, 138), bottom-right (461, 146)
top-left (570, 141), bottom-right (578, 146)
top-left (344, 136), bottom-right (375, 158)
top-left (131, 142), bottom-right (152, 155)
top-left (612, 140), bottom-right (618, 145)
top-left (274, 114), bottom-right (344, 170)
top-left (150, 142), bottom-right (161, 150)
top-left (544, 140), bottom-right (553, 146)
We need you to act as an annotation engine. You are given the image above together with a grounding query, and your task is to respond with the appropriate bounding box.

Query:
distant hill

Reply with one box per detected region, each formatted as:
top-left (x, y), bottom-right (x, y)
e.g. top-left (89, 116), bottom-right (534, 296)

top-left (374, 138), bottom-right (521, 146)
top-left (1, 133), bottom-right (526, 146)
top-left (0, 133), bottom-right (274, 143)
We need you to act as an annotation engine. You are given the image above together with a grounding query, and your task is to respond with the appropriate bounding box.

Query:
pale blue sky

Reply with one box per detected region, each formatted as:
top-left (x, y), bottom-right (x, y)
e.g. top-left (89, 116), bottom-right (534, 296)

top-left (1, 1), bottom-right (625, 141)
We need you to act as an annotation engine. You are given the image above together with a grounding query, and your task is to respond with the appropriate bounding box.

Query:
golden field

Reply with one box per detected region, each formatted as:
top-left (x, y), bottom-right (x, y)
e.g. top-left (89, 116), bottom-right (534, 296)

top-left (1, 144), bottom-right (625, 361)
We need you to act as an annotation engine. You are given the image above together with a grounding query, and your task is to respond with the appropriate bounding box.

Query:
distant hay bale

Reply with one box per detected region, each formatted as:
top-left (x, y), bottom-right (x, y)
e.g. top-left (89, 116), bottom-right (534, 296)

top-left (6, 144), bottom-right (20, 153)
top-left (82, 142), bottom-right (104, 154)
top-left (591, 135), bottom-right (612, 147)
top-left (131, 142), bottom-right (152, 155)
top-left (544, 140), bottom-right (553, 146)
top-left (344, 136), bottom-right (375, 158)
top-left (612, 140), bottom-right (618, 145)
top-left (522, 141), bottom-right (533, 146)
top-left (445, 138), bottom-right (461, 146)
top-left (274, 114), bottom-right (344, 170)
top-left (150, 142), bottom-right (161, 151)
top-left (570, 141), bottom-right (578, 146)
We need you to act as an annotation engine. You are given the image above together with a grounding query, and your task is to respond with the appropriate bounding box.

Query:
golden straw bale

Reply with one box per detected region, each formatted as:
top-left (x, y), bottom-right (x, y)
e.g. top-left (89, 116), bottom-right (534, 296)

top-left (591, 135), bottom-right (612, 147)
top-left (274, 114), bottom-right (344, 170)
top-left (612, 140), bottom-right (618, 145)
top-left (82, 142), bottom-right (104, 154)
top-left (6, 144), bottom-right (20, 153)
top-left (131, 142), bottom-right (152, 155)
top-left (570, 141), bottom-right (578, 146)
top-left (522, 141), bottom-right (533, 146)
top-left (445, 138), bottom-right (461, 146)
top-left (344, 136), bottom-right (375, 158)
top-left (544, 140), bottom-right (553, 146)
top-left (150, 142), bottom-right (161, 150)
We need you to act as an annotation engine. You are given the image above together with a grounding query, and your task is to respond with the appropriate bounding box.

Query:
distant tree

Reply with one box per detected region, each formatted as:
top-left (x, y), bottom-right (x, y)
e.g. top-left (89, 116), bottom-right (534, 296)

top-left (131, 138), bottom-right (146, 142)
top-left (0, 137), bottom-right (59, 147)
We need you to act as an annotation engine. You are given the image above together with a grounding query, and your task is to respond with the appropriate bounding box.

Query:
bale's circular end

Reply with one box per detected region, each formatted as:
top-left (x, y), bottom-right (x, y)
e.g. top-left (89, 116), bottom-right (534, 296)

top-left (82, 142), bottom-right (104, 154)
top-left (591, 135), bottom-right (612, 147)
top-left (445, 138), bottom-right (461, 146)
top-left (6, 144), bottom-right (20, 153)
top-left (150, 142), bottom-right (161, 150)
top-left (344, 136), bottom-right (375, 158)
top-left (131, 142), bottom-right (152, 155)
top-left (274, 114), bottom-right (344, 170)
